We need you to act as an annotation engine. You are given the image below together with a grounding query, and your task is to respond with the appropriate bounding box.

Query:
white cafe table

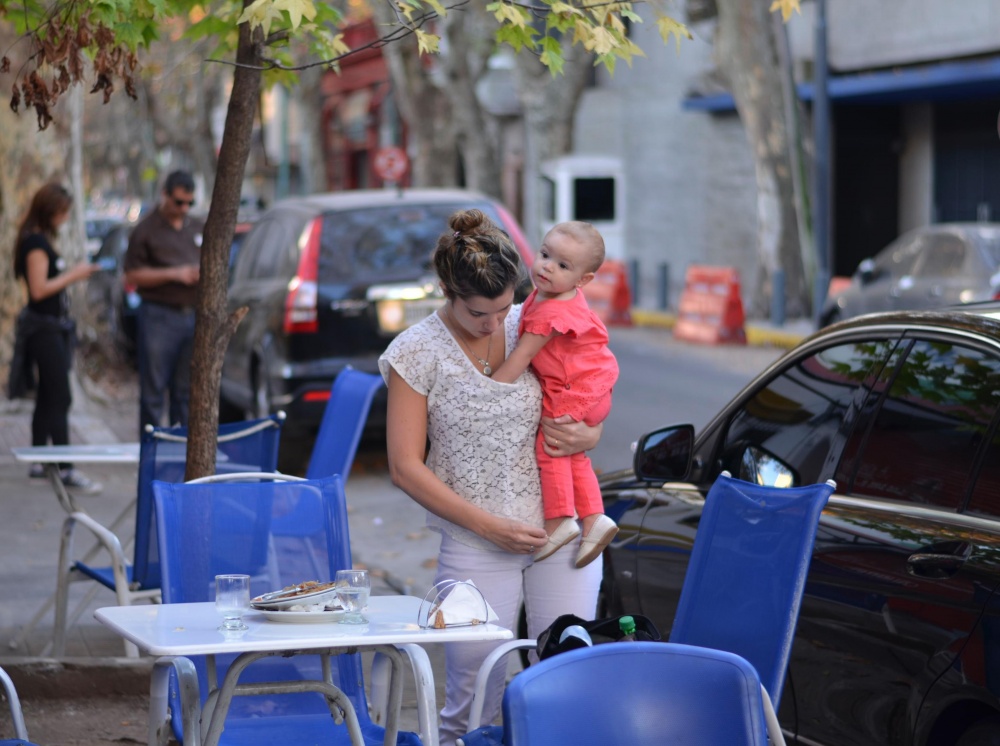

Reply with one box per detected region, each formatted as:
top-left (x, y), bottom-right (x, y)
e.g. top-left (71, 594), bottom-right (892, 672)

top-left (96, 594), bottom-right (513, 746)
top-left (11, 443), bottom-right (140, 514)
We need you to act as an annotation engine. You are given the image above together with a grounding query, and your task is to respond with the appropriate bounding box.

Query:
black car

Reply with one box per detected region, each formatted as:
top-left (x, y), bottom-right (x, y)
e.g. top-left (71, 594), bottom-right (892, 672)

top-left (220, 188), bottom-right (534, 434)
top-left (86, 222), bottom-right (140, 354)
top-left (601, 306), bottom-right (1000, 746)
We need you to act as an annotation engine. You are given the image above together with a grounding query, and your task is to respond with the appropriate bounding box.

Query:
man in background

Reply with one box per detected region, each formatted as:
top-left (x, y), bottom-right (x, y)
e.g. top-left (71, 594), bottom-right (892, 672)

top-left (124, 170), bottom-right (203, 432)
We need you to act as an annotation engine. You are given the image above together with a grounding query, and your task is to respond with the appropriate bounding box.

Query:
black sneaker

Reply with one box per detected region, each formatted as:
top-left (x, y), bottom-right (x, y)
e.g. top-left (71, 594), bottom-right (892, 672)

top-left (59, 468), bottom-right (103, 495)
top-left (28, 463), bottom-right (46, 479)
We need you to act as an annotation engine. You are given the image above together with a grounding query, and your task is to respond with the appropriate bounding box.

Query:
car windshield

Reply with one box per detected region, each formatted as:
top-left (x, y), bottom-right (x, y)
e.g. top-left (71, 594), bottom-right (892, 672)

top-left (975, 230), bottom-right (1000, 267)
top-left (317, 202), bottom-right (502, 282)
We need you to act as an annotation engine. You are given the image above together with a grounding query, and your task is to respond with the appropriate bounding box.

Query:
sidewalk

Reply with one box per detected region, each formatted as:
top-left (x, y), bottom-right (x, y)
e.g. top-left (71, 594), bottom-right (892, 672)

top-left (0, 391), bottom-right (444, 741)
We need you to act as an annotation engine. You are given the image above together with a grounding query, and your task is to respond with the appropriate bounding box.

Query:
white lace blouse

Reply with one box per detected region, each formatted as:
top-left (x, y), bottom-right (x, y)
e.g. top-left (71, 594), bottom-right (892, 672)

top-left (379, 306), bottom-right (544, 551)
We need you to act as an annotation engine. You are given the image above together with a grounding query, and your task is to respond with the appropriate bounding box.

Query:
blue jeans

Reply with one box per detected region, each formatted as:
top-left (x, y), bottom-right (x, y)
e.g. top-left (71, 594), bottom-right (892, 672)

top-left (137, 301), bottom-right (195, 433)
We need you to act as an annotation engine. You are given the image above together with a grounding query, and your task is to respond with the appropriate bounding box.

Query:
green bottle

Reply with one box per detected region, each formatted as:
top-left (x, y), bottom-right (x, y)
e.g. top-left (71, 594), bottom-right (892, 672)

top-left (619, 615), bottom-right (637, 642)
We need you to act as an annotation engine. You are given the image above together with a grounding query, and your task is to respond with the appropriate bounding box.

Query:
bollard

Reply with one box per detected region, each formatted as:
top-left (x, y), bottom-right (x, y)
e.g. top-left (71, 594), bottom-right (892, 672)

top-left (657, 263), bottom-right (670, 310)
top-left (771, 269), bottom-right (786, 327)
top-left (628, 259), bottom-right (640, 307)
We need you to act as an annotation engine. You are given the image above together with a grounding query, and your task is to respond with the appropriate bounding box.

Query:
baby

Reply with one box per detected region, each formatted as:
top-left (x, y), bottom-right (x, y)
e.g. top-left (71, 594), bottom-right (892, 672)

top-left (492, 221), bottom-right (619, 568)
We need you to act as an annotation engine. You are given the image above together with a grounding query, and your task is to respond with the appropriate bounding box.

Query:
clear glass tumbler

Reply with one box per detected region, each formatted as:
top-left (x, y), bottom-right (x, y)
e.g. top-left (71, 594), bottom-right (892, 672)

top-left (215, 574), bottom-right (251, 632)
top-left (335, 569), bottom-right (371, 624)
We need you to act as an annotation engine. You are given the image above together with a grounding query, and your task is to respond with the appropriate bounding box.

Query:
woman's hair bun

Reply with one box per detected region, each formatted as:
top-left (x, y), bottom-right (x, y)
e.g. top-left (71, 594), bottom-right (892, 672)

top-left (449, 209), bottom-right (488, 237)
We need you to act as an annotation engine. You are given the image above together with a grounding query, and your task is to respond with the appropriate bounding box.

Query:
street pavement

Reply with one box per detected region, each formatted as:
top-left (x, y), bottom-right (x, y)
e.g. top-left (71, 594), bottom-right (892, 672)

top-left (0, 312), bottom-right (813, 740)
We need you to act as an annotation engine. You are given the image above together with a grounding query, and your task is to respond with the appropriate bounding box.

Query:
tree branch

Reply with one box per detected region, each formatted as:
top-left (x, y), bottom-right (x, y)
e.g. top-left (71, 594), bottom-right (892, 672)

top-left (209, 0), bottom-right (470, 74)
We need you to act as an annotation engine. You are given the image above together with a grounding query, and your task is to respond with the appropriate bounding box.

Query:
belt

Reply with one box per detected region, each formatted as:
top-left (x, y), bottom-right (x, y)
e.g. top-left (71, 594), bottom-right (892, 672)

top-left (146, 300), bottom-right (196, 314)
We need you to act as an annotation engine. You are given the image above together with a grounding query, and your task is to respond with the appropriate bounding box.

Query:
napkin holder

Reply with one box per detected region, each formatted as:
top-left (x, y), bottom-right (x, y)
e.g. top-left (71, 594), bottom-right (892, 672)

top-left (418, 579), bottom-right (496, 629)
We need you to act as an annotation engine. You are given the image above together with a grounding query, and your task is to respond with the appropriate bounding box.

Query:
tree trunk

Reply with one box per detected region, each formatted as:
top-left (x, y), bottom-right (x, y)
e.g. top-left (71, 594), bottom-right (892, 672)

top-left (715, 0), bottom-right (808, 318)
top-left (297, 64), bottom-right (326, 194)
top-left (515, 40), bottom-right (592, 242)
top-left (442, 8), bottom-right (502, 197)
top-left (369, 2), bottom-right (457, 187)
top-left (184, 19), bottom-right (262, 480)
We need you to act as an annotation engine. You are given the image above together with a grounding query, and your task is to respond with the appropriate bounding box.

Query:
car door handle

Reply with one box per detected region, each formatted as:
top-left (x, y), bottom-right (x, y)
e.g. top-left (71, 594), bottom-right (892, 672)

top-left (907, 541), bottom-right (971, 579)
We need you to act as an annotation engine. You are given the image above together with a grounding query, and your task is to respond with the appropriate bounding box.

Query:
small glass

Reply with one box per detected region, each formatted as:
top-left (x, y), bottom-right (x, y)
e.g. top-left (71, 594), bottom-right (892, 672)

top-left (335, 569), bottom-right (371, 624)
top-left (215, 574), bottom-right (250, 632)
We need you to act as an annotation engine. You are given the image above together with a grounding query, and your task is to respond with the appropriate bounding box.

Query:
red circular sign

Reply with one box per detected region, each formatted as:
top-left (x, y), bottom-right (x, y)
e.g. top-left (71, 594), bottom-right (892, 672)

top-left (373, 146), bottom-right (409, 182)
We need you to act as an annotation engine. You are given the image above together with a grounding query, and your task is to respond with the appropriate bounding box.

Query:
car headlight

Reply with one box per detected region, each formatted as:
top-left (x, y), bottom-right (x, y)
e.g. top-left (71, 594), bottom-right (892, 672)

top-left (377, 300), bottom-right (407, 332)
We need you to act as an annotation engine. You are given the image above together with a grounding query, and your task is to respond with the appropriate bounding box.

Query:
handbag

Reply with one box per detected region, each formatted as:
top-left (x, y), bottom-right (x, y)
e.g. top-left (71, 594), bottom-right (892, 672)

top-left (536, 613), bottom-right (661, 661)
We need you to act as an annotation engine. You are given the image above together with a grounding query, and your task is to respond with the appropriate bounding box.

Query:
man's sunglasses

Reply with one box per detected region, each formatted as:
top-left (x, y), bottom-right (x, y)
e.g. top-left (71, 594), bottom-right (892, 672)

top-left (172, 197), bottom-right (195, 207)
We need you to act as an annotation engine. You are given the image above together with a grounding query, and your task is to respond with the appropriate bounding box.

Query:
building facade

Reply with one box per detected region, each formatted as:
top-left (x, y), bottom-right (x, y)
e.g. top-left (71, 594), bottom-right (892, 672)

top-left (570, 0), bottom-right (1000, 315)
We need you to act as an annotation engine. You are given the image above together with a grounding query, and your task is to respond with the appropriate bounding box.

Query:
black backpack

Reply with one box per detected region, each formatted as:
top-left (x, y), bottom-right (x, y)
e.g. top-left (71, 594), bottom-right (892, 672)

top-left (536, 613), bottom-right (661, 661)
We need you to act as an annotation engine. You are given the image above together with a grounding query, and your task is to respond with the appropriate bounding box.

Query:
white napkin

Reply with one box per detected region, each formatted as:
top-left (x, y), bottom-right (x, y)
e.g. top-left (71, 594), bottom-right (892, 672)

top-left (430, 580), bottom-right (499, 628)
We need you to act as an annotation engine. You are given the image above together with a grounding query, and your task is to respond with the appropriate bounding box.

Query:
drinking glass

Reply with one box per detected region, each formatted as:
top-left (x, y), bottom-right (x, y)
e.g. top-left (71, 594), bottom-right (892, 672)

top-left (215, 574), bottom-right (251, 632)
top-left (335, 569), bottom-right (371, 624)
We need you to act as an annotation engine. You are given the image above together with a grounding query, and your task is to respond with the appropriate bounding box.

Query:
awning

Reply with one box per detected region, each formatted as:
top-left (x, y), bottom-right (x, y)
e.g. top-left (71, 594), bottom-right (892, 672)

top-left (683, 55), bottom-right (1000, 112)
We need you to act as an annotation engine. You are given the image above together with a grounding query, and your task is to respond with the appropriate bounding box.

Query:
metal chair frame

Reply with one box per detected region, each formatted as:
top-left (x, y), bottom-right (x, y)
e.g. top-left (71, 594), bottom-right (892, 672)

top-left (51, 414), bottom-right (284, 657)
top-left (0, 666), bottom-right (39, 746)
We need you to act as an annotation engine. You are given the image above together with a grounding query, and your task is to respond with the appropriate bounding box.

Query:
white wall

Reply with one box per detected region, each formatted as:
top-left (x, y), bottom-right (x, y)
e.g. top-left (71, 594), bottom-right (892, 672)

top-left (788, 0), bottom-right (1000, 72)
top-left (572, 21), bottom-right (757, 311)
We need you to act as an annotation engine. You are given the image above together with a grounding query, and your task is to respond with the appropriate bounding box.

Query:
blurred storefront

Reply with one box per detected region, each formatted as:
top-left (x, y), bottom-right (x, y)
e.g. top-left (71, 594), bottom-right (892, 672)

top-left (320, 20), bottom-right (406, 192)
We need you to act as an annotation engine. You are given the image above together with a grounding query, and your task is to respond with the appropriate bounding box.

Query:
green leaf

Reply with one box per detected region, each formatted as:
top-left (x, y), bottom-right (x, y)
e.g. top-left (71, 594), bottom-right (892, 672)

top-left (539, 34), bottom-right (564, 75)
top-left (271, 0), bottom-right (316, 30)
top-left (620, 8), bottom-right (642, 24)
top-left (496, 23), bottom-right (536, 54)
top-left (423, 0), bottom-right (448, 19)
top-left (548, 10), bottom-right (576, 34)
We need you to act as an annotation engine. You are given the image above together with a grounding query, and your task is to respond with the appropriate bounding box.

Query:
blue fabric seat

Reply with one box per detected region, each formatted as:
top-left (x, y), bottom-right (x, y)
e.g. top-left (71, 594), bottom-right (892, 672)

top-left (667, 472), bottom-right (835, 707)
top-left (53, 414), bottom-right (284, 657)
top-left (152, 475), bottom-right (422, 746)
top-left (269, 369), bottom-right (383, 577)
top-left (501, 642), bottom-right (780, 745)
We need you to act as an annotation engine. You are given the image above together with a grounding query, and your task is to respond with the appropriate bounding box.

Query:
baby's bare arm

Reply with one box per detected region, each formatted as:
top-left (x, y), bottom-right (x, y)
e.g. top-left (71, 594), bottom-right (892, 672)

top-left (491, 330), bottom-right (557, 383)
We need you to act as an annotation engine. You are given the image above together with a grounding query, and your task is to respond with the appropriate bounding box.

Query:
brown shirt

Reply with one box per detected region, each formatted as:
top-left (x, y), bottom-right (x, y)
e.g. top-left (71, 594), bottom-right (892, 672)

top-left (124, 209), bottom-right (203, 307)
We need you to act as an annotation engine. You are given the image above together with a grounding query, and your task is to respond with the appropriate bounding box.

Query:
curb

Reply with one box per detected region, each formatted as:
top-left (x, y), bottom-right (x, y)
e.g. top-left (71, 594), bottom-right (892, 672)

top-left (0, 657), bottom-right (154, 699)
top-left (629, 308), bottom-right (811, 350)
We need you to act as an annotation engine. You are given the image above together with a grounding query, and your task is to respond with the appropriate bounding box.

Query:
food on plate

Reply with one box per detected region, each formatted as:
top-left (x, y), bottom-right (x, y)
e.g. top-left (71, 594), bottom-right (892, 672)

top-left (250, 580), bottom-right (341, 610)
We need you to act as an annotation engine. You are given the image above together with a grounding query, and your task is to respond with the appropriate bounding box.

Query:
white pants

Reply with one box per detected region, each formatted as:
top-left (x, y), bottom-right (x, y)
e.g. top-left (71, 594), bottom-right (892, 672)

top-left (435, 532), bottom-right (602, 746)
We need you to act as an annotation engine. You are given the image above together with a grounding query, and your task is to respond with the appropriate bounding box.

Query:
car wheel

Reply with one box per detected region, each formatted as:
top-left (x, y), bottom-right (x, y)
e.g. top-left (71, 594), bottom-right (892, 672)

top-left (955, 716), bottom-right (1000, 746)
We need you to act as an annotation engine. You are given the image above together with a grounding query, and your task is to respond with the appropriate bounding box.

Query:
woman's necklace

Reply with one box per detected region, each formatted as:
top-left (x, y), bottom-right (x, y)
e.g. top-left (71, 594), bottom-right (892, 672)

top-left (446, 309), bottom-right (494, 376)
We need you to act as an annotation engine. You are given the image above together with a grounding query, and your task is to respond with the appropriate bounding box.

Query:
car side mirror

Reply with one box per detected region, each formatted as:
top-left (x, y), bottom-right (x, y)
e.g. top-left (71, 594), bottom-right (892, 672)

top-left (857, 258), bottom-right (877, 284)
top-left (738, 445), bottom-right (798, 488)
top-left (632, 425), bottom-right (694, 482)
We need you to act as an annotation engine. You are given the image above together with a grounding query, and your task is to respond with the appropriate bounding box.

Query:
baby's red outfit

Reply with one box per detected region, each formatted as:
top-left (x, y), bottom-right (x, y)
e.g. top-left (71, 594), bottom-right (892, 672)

top-left (520, 288), bottom-right (619, 520)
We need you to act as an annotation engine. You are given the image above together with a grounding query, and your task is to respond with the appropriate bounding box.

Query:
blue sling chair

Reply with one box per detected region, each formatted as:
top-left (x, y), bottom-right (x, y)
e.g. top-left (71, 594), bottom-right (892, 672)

top-left (149, 474), bottom-right (426, 746)
top-left (459, 472), bottom-right (833, 746)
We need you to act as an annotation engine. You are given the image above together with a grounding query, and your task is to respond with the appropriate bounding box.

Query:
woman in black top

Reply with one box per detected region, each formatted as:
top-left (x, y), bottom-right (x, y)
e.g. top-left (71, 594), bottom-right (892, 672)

top-left (12, 183), bottom-right (101, 493)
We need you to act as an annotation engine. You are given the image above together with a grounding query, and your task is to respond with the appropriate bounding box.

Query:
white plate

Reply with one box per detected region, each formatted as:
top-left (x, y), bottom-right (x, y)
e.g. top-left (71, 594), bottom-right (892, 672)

top-left (251, 582), bottom-right (339, 610)
top-left (256, 608), bottom-right (346, 624)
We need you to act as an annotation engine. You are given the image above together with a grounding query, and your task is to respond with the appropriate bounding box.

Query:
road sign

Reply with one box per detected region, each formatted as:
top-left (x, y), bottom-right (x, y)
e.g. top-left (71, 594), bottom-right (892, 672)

top-left (373, 146), bottom-right (409, 183)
